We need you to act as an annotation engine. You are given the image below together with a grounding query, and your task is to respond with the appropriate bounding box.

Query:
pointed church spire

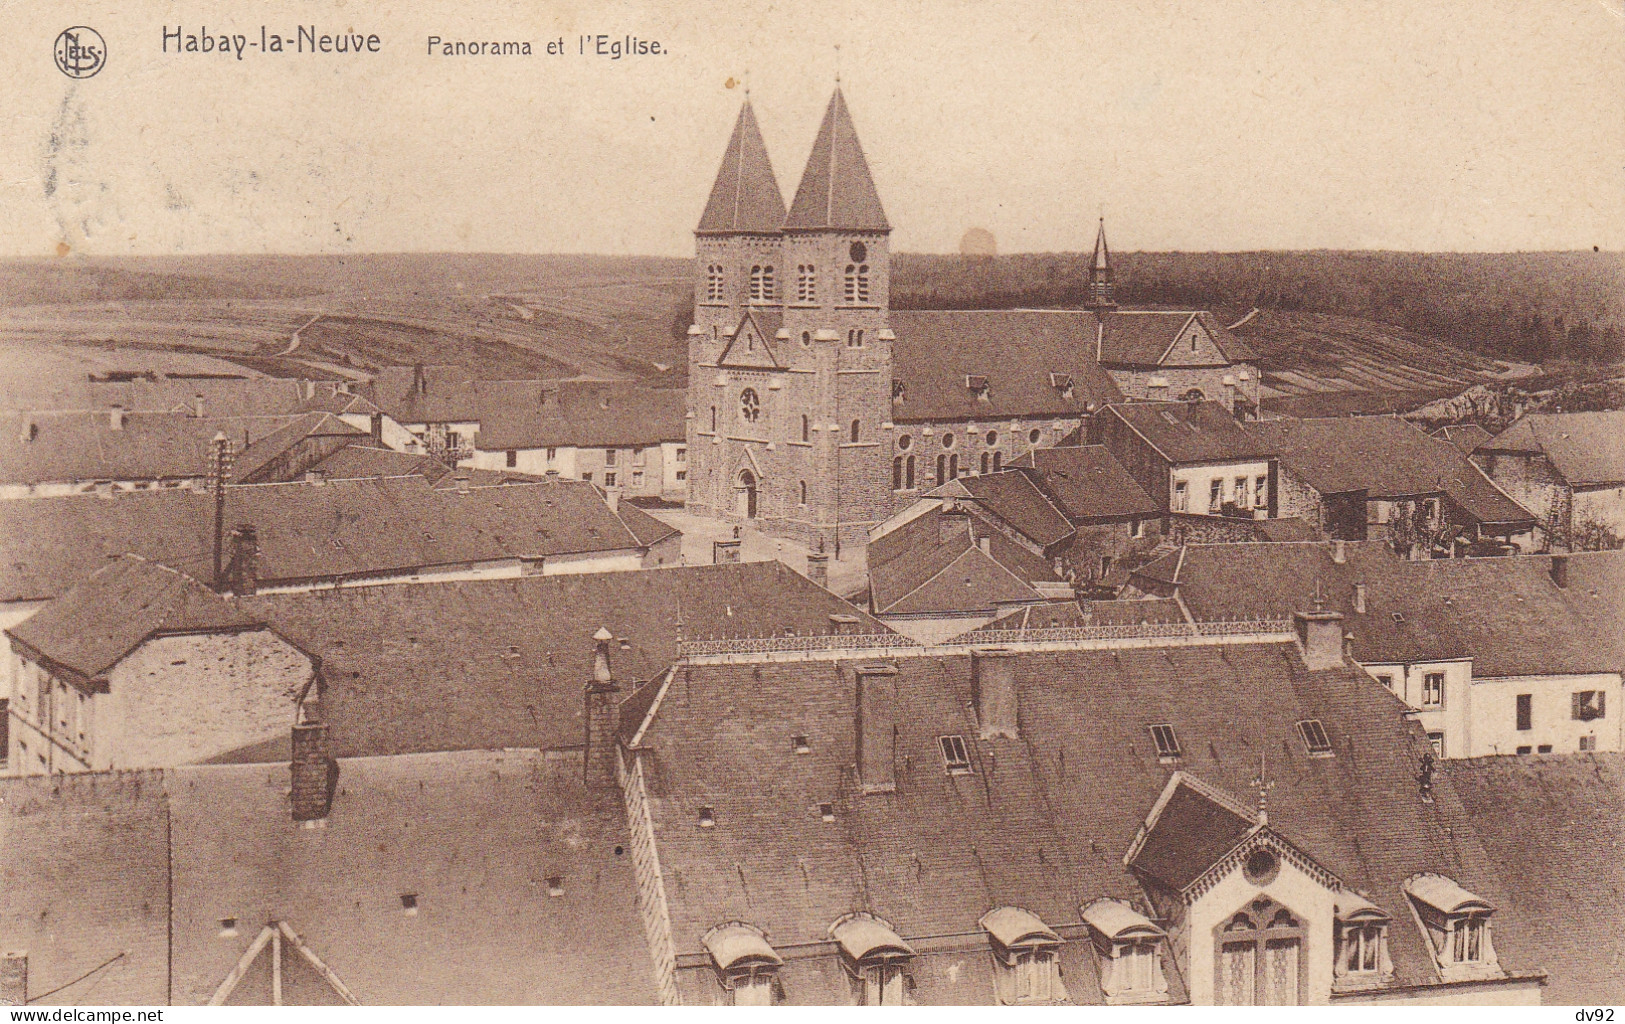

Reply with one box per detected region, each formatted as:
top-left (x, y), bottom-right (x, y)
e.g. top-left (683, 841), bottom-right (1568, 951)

top-left (697, 101), bottom-right (787, 234)
top-left (1090, 216), bottom-right (1111, 272)
top-left (1085, 216), bottom-right (1116, 310)
top-left (783, 89), bottom-right (890, 232)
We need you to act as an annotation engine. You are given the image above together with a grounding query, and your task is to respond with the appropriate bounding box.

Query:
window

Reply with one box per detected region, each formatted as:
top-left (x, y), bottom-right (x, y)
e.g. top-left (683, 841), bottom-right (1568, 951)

top-left (936, 454), bottom-right (947, 486)
top-left (698, 805), bottom-right (716, 828)
top-left (861, 962), bottom-right (907, 1005)
top-left (1131, 518), bottom-right (1147, 538)
top-left (1011, 948), bottom-right (1058, 1003)
top-left (820, 802), bottom-right (836, 821)
top-left (1234, 476), bottom-right (1249, 507)
top-left (801, 330), bottom-right (811, 347)
top-left (796, 263), bottom-right (816, 303)
top-left (1028, 428), bottom-right (1041, 444)
top-left (1450, 917), bottom-right (1488, 965)
top-left (605, 448), bottom-right (617, 466)
top-left (1148, 724), bottom-right (1181, 760)
top-left (799, 480), bottom-right (808, 506)
top-left (705, 263), bottom-right (724, 301)
top-left (980, 452), bottom-right (991, 475)
top-left (730, 968), bottom-right (777, 1006)
top-left (846, 328), bottom-right (865, 348)
top-left (1208, 479), bottom-right (1223, 513)
top-left (582, 472), bottom-right (593, 484)
top-left (940, 734), bottom-right (972, 774)
top-left (1338, 921), bottom-right (1388, 976)
top-left (897, 433), bottom-right (911, 451)
top-left (949, 453), bottom-right (959, 479)
top-left (1573, 690), bottom-right (1607, 721)
top-left (676, 470), bottom-right (687, 481)
top-left (740, 388), bottom-right (761, 423)
top-left (1255, 474), bottom-right (1269, 508)
top-left (1173, 481), bottom-right (1189, 513)
top-left (792, 734), bottom-right (810, 754)
top-left (1516, 694), bottom-right (1532, 732)
top-left (546, 446), bottom-right (558, 461)
top-left (1516, 745), bottom-right (1532, 755)
top-left (675, 446), bottom-right (686, 463)
top-left (892, 457), bottom-right (904, 491)
top-left (850, 419), bottom-right (861, 443)
top-left (603, 472), bottom-right (616, 487)
top-left (941, 432), bottom-right (955, 449)
top-left (1297, 719), bottom-right (1333, 755)
top-left (985, 430), bottom-right (998, 446)
top-left (1374, 673), bottom-right (1395, 692)
top-left (1538, 743), bottom-right (1553, 753)
top-left (709, 406), bottom-right (717, 432)
top-left (1422, 672), bottom-right (1444, 708)
top-left (1580, 735), bottom-right (1598, 752)
top-left (748, 264), bottom-right (775, 302)
top-left (844, 264), bottom-right (871, 304)
top-left (1427, 731), bottom-right (1445, 757)
top-left (905, 456), bottom-right (915, 489)
top-left (992, 452), bottom-right (1002, 471)
top-left (1191, 332), bottom-right (1199, 352)
top-left (400, 893), bottom-right (419, 915)
top-left (844, 264), bottom-right (858, 303)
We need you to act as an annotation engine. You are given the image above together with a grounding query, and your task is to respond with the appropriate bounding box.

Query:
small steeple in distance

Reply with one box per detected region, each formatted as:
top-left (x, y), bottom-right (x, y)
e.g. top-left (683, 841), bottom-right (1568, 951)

top-left (783, 89), bottom-right (890, 233)
top-left (1085, 216), bottom-right (1116, 310)
top-left (697, 100), bottom-right (787, 234)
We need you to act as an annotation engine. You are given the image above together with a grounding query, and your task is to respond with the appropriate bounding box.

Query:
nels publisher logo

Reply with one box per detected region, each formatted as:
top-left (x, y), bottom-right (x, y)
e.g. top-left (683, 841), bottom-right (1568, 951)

top-left (54, 26), bottom-right (106, 78)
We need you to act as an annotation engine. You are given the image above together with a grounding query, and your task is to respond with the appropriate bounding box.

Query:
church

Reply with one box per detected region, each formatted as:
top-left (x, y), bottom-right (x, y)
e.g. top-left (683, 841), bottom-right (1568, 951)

top-left (685, 90), bottom-right (1262, 548)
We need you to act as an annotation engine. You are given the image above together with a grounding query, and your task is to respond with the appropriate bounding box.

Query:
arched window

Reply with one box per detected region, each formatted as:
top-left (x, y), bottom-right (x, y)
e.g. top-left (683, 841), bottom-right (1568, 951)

top-left (936, 454), bottom-right (947, 485)
top-left (843, 264), bottom-right (857, 304)
top-left (799, 480), bottom-right (808, 506)
top-left (850, 419), bottom-right (861, 443)
top-left (740, 388), bottom-right (761, 423)
top-left (797, 264), bottom-right (817, 303)
top-left (893, 457), bottom-right (904, 491)
top-left (980, 452), bottom-right (990, 474)
top-left (762, 265), bottom-right (774, 300)
top-left (705, 264), bottom-right (724, 302)
top-left (846, 329), bottom-right (865, 349)
top-left (992, 452), bottom-right (1002, 472)
top-left (1215, 894), bottom-right (1305, 1006)
top-left (856, 264), bottom-right (871, 303)
top-left (748, 265), bottom-right (774, 303)
top-left (905, 455), bottom-right (915, 489)
top-left (801, 414), bottom-right (811, 442)
top-left (1191, 331), bottom-right (1199, 352)
top-left (949, 453), bottom-right (959, 479)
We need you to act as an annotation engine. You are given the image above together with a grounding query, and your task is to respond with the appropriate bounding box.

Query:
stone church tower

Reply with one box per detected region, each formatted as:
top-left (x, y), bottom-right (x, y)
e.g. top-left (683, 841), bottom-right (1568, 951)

top-left (686, 90), bottom-right (894, 550)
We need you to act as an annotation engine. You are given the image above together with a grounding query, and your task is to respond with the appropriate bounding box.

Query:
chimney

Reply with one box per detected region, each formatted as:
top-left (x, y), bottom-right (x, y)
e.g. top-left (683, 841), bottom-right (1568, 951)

top-left (369, 411), bottom-right (384, 443)
top-left (109, 405), bottom-right (125, 430)
top-left (977, 534), bottom-right (992, 556)
top-left (302, 378), bottom-right (315, 400)
top-left (856, 663), bottom-right (900, 793)
top-left (584, 627), bottom-right (621, 789)
top-left (939, 500), bottom-right (970, 547)
top-left (290, 721), bottom-right (338, 824)
top-left (453, 471), bottom-right (470, 495)
top-left (972, 647), bottom-right (1019, 739)
top-left (604, 485), bottom-right (621, 513)
top-left (412, 362), bottom-right (427, 396)
top-left (192, 393), bottom-right (205, 418)
top-left (1353, 583), bottom-right (1367, 614)
top-left (1550, 554), bottom-right (1569, 590)
top-left (227, 525), bottom-right (259, 596)
top-left (1332, 539), bottom-right (1347, 564)
top-left (1293, 607), bottom-right (1347, 671)
top-left (805, 551), bottom-right (830, 589)
top-left (0, 951), bottom-right (25, 1007)
top-left (305, 469), bottom-right (326, 486)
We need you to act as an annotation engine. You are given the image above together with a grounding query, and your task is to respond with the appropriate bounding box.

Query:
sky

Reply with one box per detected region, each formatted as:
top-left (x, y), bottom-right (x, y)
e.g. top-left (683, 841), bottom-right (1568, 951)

top-left (1, 0), bottom-right (1621, 257)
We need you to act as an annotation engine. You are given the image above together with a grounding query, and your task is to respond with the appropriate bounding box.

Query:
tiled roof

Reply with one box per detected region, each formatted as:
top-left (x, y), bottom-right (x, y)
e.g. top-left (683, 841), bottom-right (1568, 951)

top-left (1245, 416), bottom-right (1534, 525)
top-left (696, 101), bottom-right (787, 234)
top-left (1430, 423), bottom-right (1493, 454)
top-left (7, 556), bottom-right (265, 684)
top-left (612, 501), bottom-right (681, 548)
top-left (0, 411), bottom-right (302, 486)
top-left (1445, 753), bottom-right (1625, 1004)
top-left (474, 383), bottom-right (685, 450)
top-left (1134, 542), bottom-right (1625, 677)
top-left (6, 375), bottom-right (319, 419)
top-left (1007, 445), bottom-right (1162, 520)
top-left (167, 751), bottom-right (655, 1004)
top-left (1481, 411), bottom-right (1625, 487)
top-left (1104, 401), bottom-right (1274, 464)
top-left (0, 477), bottom-right (659, 603)
top-left (1127, 773), bottom-right (1259, 890)
top-left (632, 641), bottom-right (1520, 996)
top-left (243, 561), bottom-right (892, 758)
top-left (889, 310), bottom-right (1123, 422)
top-left (782, 89), bottom-right (890, 232)
top-left (950, 471), bottom-right (1075, 547)
top-left (866, 506), bottom-right (1062, 616)
top-left (232, 412), bottom-right (373, 483)
top-left (1096, 310), bottom-right (1255, 366)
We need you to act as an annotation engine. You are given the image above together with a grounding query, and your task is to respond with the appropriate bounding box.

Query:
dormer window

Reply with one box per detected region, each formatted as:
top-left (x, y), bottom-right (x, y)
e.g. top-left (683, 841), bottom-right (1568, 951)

top-left (831, 914), bottom-right (915, 1006)
top-left (1148, 723), bottom-right (1181, 761)
top-left (1333, 895), bottom-right (1393, 988)
top-left (1082, 899), bottom-right (1168, 1004)
top-left (1405, 874), bottom-right (1500, 979)
top-left (981, 907), bottom-right (1066, 1005)
top-left (703, 922), bottom-right (783, 1006)
top-left (966, 374), bottom-right (991, 401)
top-left (1049, 372), bottom-right (1075, 399)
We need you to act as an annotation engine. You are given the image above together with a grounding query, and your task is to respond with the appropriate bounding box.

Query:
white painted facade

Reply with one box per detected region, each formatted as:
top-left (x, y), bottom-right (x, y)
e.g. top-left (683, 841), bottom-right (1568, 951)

top-left (1170, 459), bottom-right (1273, 517)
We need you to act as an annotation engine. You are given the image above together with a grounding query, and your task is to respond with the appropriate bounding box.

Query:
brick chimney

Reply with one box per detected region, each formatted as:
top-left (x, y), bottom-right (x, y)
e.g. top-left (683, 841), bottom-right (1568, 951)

top-left (856, 663), bottom-right (900, 793)
top-left (290, 721), bottom-right (338, 824)
top-left (227, 525), bottom-right (259, 596)
top-left (369, 412), bottom-right (384, 443)
top-left (806, 551), bottom-right (830, 589)
top-left (977, 534), bottom-right (992, 556)
top-left (583, 627), bottom-right (620, 789)
top-left (1550, 554), bottom-right (1569, 590)
top-left (453, 471), bottom-right (470, 495)
top-left (193, 394), bottom-right (206, 418)
top-left (604, 485), bottom-right (621, 513)
top-left (0, 951), bottom-right (25, 1006)
top-left (972, 647), bottom-right (1019, 739)
top-left (1294, 607), bottom-right (1347, 671)
top-left (109, 405), bottom-right (125, 430)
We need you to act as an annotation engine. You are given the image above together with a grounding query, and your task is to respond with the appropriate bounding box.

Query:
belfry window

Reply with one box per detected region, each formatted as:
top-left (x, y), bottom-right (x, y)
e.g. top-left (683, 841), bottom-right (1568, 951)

top-left (748, 265), bottom-right (775, 302)
top-left (705, 263), bottom-right (724, 302)
top-left (797, 264), bottom-right (817, 303)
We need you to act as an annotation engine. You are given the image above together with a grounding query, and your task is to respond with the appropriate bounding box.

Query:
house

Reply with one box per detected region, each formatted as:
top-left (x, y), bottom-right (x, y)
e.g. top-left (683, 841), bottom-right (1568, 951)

top-left (1243, 416), bottom-right (1536, 554)
top-left (614, 618), bottom-right (1552, 1004)
top-left (864, 497), bottom-right (1069, 642)
top-left (1474, 411), bottom-right (1625, 549)
top-left (0, 476), bottom-right (681, 635)
top-left (1127, 541), bottom-right (1625, 758)
top-left (4, 556), bottom-right (317, 776)
top-left (464, 382), bottom-right (688, 502)
top-left (1089, 401), bottom-right (1279, 521)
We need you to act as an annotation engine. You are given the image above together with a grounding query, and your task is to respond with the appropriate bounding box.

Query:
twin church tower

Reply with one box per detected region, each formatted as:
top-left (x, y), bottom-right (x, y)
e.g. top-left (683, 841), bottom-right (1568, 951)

top-left (684, 91), bottom-right (900, 547)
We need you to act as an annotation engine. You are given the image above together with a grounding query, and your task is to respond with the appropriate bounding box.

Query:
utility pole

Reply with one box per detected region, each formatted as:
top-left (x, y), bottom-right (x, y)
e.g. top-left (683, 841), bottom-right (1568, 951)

top-left (210, 431), bottom-right (233, 591)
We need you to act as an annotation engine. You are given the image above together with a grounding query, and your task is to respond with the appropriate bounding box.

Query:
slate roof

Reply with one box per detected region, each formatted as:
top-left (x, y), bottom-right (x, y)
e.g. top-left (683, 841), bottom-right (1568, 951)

top-left (783, 89), bottom-right (890, 232)
top-left (1127, 773), bottom-right (1260, 890)
top-left (949, 470), bottom-right (1075, 547)
top-left (0, 477), bottom-right (661, 603)
top-left (242, 561), bottom-right (892, 758)
top-left (630, 639), bottom-right (1524, 998)
top-left (1133, 542), bottom-right (1625, 677)
top-left (1244, 416), bottom-right (1534, 526)
top-left (866, 505), bottom-right (1063, 616)
top-left (1431, 423), bottom-right (1493, 454)
top-left (1445, 753), bottom-right (1625, 1004)
top-left (1096, 310), bottom-right (1256, 367)
top-left (474, 383), bottom-right (685, 450)
top-left (232, 412), bottom-right (374, 483)
top-left (1006, 445), bottom-right (1162, 520)
top-left (889, 310), bottom-right (1123, 422)
top-left (0, 411), bottom-right (302, 486)
top-left (971, 597), bottom-right (1188, 633)
top-left (1103, 401), bottom-right (1274, 464)
top-left (7, 556), bottom-right (267, 685)
top-left (167, 751), bottom-right (655, 1004)
top-left (1481, 411), bottom-right (1625, 487)
top-left (696, 100), bottom-right (787, 234)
